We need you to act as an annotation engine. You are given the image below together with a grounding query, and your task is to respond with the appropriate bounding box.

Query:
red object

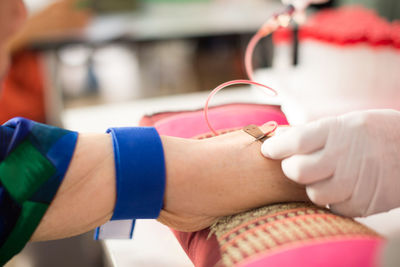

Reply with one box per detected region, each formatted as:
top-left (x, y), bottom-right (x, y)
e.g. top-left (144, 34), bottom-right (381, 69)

top-left (170, 229), bottom-right (221, 267)
top-left (273, 27), bottom-right (294, 44)
top-left (300, 6), bottom-right (392, 47)
top-left (239, 238), bottom-right (383, 267)
top-left (392, 21), bottom-right (400, 49)
top-left (0, 51), bottom-right (46, 124)
top-left (273, 6), bottom-right (400, 49)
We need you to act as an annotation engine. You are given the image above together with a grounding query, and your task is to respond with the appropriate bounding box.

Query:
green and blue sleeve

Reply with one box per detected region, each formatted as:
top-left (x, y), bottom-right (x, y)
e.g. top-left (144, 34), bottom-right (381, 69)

top-left (0, 118), bottom-right (167, 262)
top-left (0, 117), bottom-right (78, 265)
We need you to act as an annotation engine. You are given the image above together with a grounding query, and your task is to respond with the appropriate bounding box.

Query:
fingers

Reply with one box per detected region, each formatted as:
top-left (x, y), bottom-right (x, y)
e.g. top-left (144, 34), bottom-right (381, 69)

top-left (330, 201), bottom-right (365, 218)
top-left (258, 117), bottom-right (377, 217)
top-left (261, 117), bottom-right (335, 160)
top-left (306, 176), bottom-right (354, 206)
top-left (281, 149), bottom-right (335, 184)
top-left (329, 169), bottom-right (379, 218)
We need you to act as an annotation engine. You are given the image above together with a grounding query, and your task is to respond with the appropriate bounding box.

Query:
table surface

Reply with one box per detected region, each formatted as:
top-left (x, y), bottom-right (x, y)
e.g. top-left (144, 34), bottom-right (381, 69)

top-left (62, 87), bottom-right (400, 267)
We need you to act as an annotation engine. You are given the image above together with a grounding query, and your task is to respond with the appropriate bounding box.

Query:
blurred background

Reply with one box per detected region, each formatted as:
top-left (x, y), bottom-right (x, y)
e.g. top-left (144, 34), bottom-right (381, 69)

top-left (3, 0), bottom-right (399, 125)
top-left (2, 0), bottom-right (399, 266)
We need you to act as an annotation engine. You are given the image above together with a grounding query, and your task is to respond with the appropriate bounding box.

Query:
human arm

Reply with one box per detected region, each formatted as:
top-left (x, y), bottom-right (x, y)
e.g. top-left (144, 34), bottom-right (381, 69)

top-left (261, 109), bottom-right (400, 217)
top-left (0, 119), bottom-right (308, 263)
top-left (36, 124), bottom-right (308, 238)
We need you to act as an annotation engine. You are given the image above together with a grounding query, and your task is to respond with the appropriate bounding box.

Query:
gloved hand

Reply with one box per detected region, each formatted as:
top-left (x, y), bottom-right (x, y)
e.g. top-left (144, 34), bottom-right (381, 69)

top-left (261, 109), bottom-right (400, 217)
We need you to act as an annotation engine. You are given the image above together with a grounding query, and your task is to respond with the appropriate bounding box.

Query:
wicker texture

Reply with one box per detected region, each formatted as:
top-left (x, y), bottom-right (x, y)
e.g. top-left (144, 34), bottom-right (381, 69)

top-left (210, 203), bottom-right (380, 267)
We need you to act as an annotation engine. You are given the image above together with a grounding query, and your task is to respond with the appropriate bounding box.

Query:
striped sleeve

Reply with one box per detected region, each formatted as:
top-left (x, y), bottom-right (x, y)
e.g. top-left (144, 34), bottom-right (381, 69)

top-left (0, 117), bottom-right (78, 265)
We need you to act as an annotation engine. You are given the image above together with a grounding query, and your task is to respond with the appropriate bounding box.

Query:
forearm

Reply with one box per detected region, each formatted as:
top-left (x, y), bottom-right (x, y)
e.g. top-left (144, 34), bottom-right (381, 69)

top-left (31, 133), bottom-right (116, 241)
top-left (197, 134), bottom-right (307, 215)
top-left (160, 129), bottom-right (308, 232)
top-left (164, 132), bottom-right (307, 215)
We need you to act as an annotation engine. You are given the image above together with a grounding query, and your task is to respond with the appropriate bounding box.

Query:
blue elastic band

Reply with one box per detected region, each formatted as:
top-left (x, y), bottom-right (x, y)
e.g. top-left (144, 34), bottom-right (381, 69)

top-left (107, 127), bottom-right (166, 220)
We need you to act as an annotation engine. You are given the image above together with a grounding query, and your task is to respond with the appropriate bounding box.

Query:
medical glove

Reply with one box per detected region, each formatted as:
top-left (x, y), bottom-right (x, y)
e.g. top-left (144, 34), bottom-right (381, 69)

top-left (261, 109), bottom-right (400, 217)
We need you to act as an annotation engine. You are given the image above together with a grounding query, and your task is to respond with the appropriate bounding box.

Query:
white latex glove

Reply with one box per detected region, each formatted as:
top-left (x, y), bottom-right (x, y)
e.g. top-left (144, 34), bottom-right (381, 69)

top-left (261, 109), bottom-right (400, 217)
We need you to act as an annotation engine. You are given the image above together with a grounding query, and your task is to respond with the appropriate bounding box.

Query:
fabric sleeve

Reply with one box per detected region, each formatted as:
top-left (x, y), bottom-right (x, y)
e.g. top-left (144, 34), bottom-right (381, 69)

top-left (0, 117), bottom-right (78, 265)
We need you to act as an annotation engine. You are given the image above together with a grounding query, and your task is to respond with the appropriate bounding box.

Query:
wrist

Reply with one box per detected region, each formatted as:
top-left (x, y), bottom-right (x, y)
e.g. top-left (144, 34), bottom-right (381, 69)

top-left (161, 136), bottom-right (202, 213)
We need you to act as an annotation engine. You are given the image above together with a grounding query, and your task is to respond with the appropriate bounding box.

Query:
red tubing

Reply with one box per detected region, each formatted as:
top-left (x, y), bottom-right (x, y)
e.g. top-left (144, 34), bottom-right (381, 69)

top-left (204, 20), bottom-right (279, 136)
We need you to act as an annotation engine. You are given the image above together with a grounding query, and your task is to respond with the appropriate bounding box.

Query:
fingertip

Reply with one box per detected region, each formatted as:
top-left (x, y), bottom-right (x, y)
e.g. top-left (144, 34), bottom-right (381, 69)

top-left (260, 126), bottom-right (299, 159)
top-left (306, 186), bottom-right (327, 206)
top-left (261, 141), bottom-right (272, 158)
top-left (261, 138), bottom-right (282, 159)
top-left (281, 158), bottom-right (300, 183)
top-left (281, 156), bottom-right (320, 185)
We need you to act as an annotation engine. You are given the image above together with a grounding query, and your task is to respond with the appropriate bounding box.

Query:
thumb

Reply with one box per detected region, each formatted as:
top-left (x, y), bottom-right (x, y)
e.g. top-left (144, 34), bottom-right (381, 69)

top-left (261, 126), bottom-right (294, 159)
